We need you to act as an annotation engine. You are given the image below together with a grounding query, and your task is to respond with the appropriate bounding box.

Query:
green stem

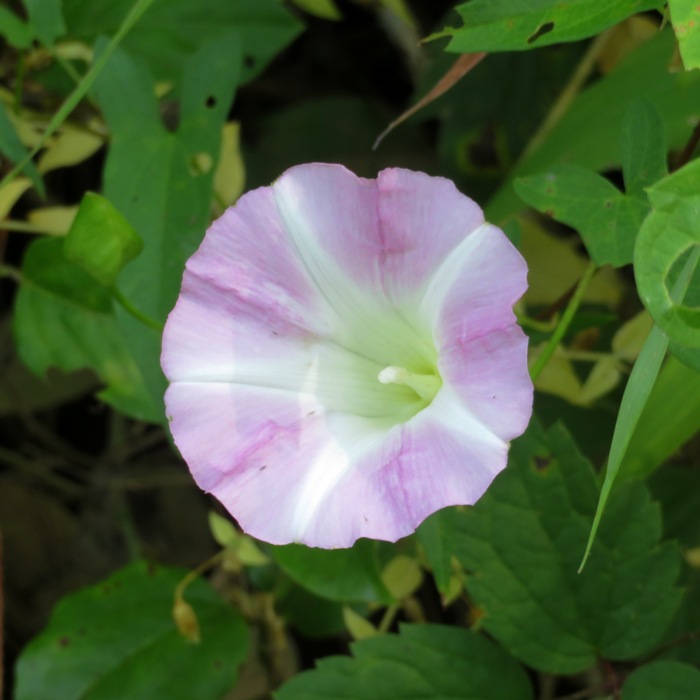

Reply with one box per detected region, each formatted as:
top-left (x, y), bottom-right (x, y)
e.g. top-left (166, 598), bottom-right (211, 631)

top-left (111, 287), bottom-right (164, 332)
top-left (0, 264), bottom-right (22, 283)
top-left (0, 219), bottom-right (64, 235)
top-left (0, 0), bottom-right (156, 193)
top-left (517, 30), bottom-right (612, 165)
top-left (529, 262), bottom-right (597, 381)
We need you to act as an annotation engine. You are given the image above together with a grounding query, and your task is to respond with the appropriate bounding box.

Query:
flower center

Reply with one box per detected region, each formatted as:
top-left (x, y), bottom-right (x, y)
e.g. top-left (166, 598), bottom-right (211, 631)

top-left (377, 365), bottom-right (442, 403)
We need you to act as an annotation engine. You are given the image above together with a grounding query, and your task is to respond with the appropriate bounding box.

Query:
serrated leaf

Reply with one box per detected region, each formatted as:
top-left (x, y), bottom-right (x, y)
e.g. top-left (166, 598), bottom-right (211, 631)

top-left (453, 422), bottom-right (681, 674)
top-left (13, 238), bottom-right (160, 422)
top-left (276, 625), bottom-right (534, 700)
top-left (515, 164), bottom-right (647, 266)
top-left (14, 561), bottom-right (248, 700)
top-left (621, 661), bottom-right (700, 698)
top-left (270, 540), bottom-right (392, 604)
top-left (64, 193), bottom-right (143, 287)
top-left (669, 0), bottom-right (700, 70)
top-left (432, 0), bottom-right (664, 53)
top-left (62, 0), bottom-right (301, 86)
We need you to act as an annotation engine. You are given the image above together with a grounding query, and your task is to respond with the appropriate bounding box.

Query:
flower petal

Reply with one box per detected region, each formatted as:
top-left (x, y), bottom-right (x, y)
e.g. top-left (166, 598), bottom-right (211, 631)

top-left (376, 168), bottom-right (485, 306)
top-left (166, 380), bottom-right (507, 548)
top-left (421, 223), bottom-right (529, 344)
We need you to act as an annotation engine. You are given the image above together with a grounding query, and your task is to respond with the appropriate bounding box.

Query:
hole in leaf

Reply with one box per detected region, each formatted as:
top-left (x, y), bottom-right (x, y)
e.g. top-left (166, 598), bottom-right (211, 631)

top-left (244, 55), bottom-right (256, 68)
top-left (527, 21), bottom-right (555, 44)
top-left (205, 95), bottom-right (217, 108)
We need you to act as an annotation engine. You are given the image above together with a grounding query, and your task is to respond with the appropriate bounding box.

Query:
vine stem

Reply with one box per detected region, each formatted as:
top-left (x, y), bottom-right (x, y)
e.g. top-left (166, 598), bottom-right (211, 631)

top-left (517, 28), bottom-right (613, 166)
top-left (529, 261), bottom-right (597, 381)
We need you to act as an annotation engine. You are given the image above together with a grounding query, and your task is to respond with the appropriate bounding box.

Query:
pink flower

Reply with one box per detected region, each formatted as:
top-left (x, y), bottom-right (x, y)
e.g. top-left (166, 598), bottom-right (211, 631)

top-left (161, 164), bottom-right (532, 548)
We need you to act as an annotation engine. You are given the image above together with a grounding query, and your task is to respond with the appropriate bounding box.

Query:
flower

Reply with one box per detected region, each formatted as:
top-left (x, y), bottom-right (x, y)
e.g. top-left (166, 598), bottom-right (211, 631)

top-left (161, 164), bottom-right (533, 548)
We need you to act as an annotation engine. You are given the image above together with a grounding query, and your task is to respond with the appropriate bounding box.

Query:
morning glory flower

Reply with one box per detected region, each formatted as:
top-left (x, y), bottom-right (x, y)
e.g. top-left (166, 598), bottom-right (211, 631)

top-left (161, 164), bottom-right (532, 548)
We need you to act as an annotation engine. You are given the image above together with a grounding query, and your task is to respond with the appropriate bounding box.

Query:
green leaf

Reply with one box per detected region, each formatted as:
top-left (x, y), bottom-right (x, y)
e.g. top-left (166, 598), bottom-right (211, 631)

top-left (0, 6), bottom-right (34, 48)
top-left (62, 0), bottom-right (302, 86)
top-left (453, 422), bottom-right (681, 674)
top-left (619, 356), bottom-right (700, 479)
top-left (515, 165), bottom-right (647, 266)
top-left (23, 0), bottom-right (65, 45)
top-left (417, 508), bottom-right (458, 595)
top-left (14, 561), bottom-right (248, 700)
top-left (64, 193), bottom-right (143, 288)
top-left (621, 661), bottom-right (700, 699)
top-left (93, 35), bottom-right (240, 416)
top-left (432, 0), bottom-right (664, 53)
top-left (270, 540), bottom-right (392, 604)
top-left (13, 238), bottom-right (160, 422)
top-left (635, 161), bottom-right (700, 349)
top-left (669, 0), bottom-right (700, 70)
top-left (487, 29), bottom-right (700, 223)
top-left (621, 99), bottom-right (668, 195)
top-left (0, 101), bottom-right (44, 194)
top-left (582, 247), bottom-right (699, 568)
top-left (276, 625), bottom-right (533, 700)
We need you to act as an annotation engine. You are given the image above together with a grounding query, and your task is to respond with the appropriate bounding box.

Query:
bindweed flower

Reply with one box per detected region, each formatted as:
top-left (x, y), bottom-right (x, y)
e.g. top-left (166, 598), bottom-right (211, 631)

top-left (161, 164), bottom-right (533, 548)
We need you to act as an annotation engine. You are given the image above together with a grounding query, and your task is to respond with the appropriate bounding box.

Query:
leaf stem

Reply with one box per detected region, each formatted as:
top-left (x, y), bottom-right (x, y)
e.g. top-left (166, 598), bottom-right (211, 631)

top-left (111, 287), bottom-right (164, 332)
top-left (529, 261), bottom-right (597, 381)
top-left (518, 29), bottom-right (613, 166)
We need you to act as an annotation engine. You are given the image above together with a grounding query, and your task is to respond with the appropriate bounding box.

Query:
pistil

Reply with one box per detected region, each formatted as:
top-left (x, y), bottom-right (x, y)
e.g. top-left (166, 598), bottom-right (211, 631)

top-left (377, 365), bottom-right (441, 402)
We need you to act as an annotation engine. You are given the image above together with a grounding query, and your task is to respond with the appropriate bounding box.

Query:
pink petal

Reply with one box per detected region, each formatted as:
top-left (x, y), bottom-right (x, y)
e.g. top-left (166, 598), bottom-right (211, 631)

top-left (165, 380), bottom-right (507, 548)
top-left (422, 223), bottom-right (529, 345)
top-left (376, 168), bottom-right (485, 305)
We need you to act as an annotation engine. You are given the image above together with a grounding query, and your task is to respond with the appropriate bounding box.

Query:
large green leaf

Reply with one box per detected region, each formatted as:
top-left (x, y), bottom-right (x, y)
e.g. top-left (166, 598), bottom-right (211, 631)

top-left (432, 0), bottom-right (664, 53)
top-left (62, 0), bottom-right (302, 85)
top-left (276, 625), bottom-right (533, 700)
top-left (93, 35), bottom-right (240, 416)
top-left (14, 561), bottom-right (249, 700)
top-left (622, 661), bottom-right (700, 699)
top-left (487, 29), bottom-right (700, 223)
top-left (515, 165), bottom-right (647, 267)
top-left (13, 238), bottom-right (159, 422)
top-left (453, 422), bottom-right (681, 674)
top-left (270, 540), bottom-right (392, 604)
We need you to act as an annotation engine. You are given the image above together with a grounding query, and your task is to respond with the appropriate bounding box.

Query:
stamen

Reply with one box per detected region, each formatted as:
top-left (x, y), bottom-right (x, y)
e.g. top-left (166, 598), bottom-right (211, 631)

top-left (378, 365), bottom-right (441, 402)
